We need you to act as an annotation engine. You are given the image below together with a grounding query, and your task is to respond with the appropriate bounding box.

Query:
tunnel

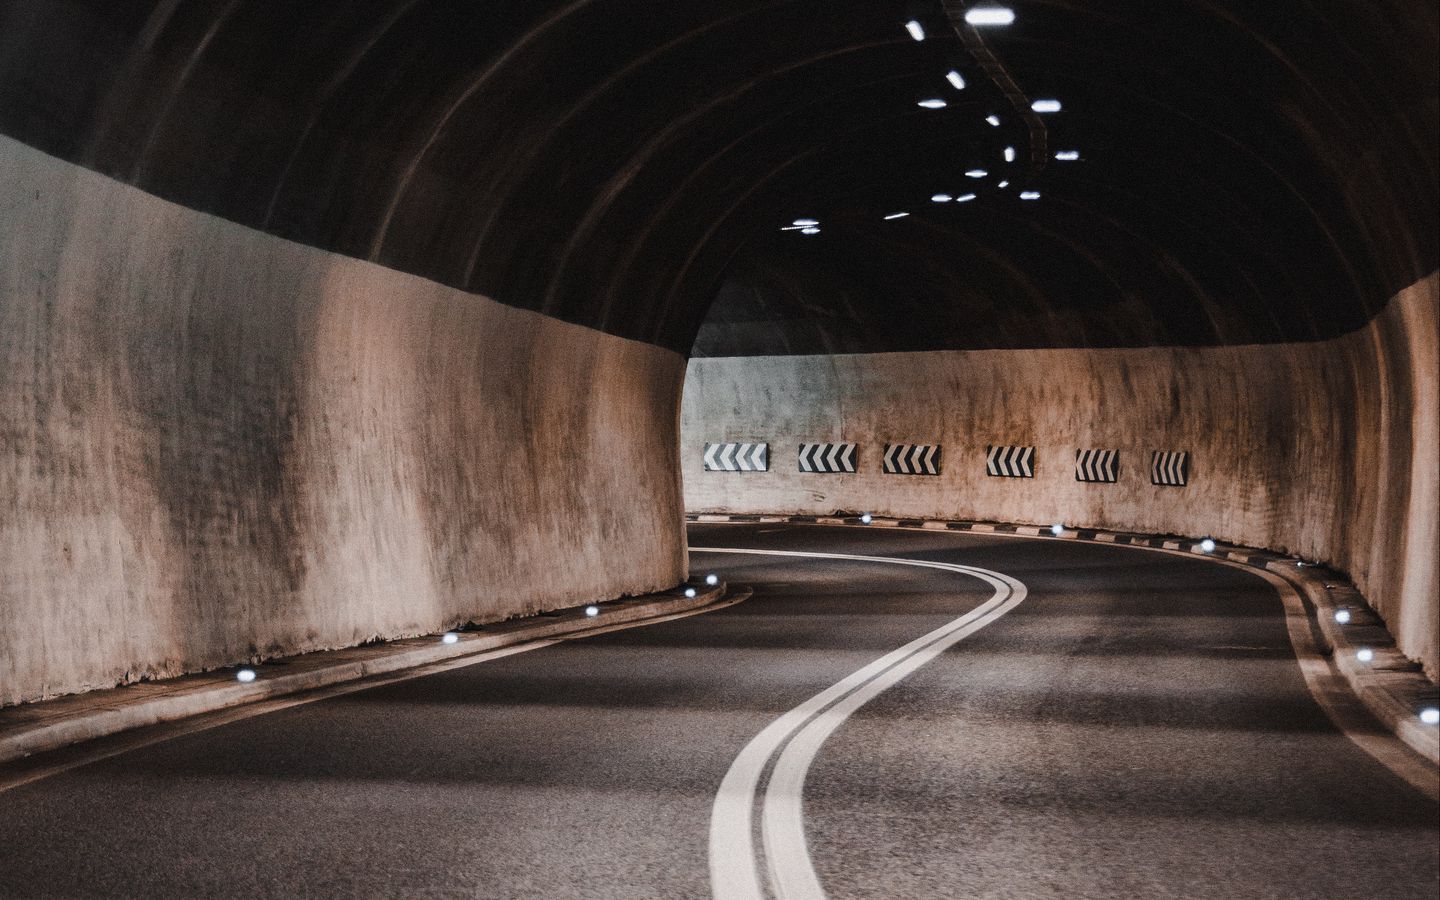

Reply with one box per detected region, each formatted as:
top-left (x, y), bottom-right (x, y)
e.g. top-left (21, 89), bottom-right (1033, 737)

top-left (0, 2), bottom-right (1436, 897)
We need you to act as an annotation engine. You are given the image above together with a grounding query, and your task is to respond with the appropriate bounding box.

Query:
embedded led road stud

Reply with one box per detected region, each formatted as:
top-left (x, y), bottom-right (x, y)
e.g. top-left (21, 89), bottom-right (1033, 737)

top-left (442, 632), bottom-right (459, 644)
top-left (1050, 523), bottom-right (1064, 536)
top-left (684, 587), bottom-right (697, 598)
top-left (236, 668), bottom-right (257, 683)
top-left (585, 604), bottom-right (600, 617)
top-left (1356, 647), bottom-right (1374, 663)
top-left (965, 7), bottom-right (1015, 26)
top-left (860, 513), bottom-right (873, 524)
top-left (1334, 609), bottom-right (1352, 624)
top-left (706, 573), bottom-right (719, 586)
top-left (1200, 538), bottom-right (1216, 553)
top-left (1421, 708), bottom-right (1440, 725)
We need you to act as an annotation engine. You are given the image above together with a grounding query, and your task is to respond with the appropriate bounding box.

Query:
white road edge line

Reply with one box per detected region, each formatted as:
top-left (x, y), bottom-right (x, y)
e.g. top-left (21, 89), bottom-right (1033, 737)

top-left (710, 522), bottom-right (1439, 800)
top-left (692, 547), bottom-right (1027, 900)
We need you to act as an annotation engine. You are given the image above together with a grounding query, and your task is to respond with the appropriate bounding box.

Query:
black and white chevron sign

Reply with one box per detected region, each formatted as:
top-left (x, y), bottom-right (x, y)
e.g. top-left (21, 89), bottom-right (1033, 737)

top-left (1151, 450), bottom-right (1189, 486)
top-left (703, 442), bottom-right (769, 472)
top-left (1075, 448), bottom-right (1119, 483)
top-left (882, 444), bottom-right (941, 475)
top-left (798, 443), bottom-right (857, 473)
top-left (986, 445), bottom-right (1035, 478)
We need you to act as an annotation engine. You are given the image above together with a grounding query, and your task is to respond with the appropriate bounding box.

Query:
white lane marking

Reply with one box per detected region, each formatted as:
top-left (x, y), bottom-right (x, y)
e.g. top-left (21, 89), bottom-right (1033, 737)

top-left (712, 522), bottom-right (1440, 800)
top-left (692, 547), bottom-right (1027, 900)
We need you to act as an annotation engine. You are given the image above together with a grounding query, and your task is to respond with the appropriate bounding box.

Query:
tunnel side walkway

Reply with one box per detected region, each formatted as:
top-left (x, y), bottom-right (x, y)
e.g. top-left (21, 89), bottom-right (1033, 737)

top-left (692, 513), bottom-right (1440, 768)
top-left (0, 579), bottom-right (735, 770)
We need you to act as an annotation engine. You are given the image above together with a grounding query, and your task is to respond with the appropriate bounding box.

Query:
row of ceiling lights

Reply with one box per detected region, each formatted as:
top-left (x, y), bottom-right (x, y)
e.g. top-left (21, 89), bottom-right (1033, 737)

top-left (784, 5), bottom-right (1081, 235)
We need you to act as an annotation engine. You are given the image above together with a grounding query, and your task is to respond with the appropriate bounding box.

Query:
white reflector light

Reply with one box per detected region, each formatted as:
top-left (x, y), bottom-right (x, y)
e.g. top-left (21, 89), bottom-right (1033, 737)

top-left (957, 193), bottom-right (977, 202)
top-left (442, 632), bottom-right (459, 644)
top-left (1050, 523), bottom-right (1064, 536)
top-left (1356, 647), bottom-right (1374, 662)
top-left (965, 7), bottom-right (1015, 26)
top-left (801, 227), bottom-right (820, 234)
top-left (997, 180), bottom-right (1009, 188)
top-left (905, 19), bottom-right (925, 41)
top-left (884, 211), bottom-right (910, 220)
top-left (966, 169), bottom-right (988, 178)
top-left (918, 98), bottom-right (947, 109)
top-left (1019, 191), bottom-right (1041, 200)
top-left (1334, 609), bottom-right (1351, 624)
top-left (1032, 99), bottom-right (1062, 113)
top-left (684, 587), bottom-right (697, 598)
top-left (931, 193), bottom-right (953, 203)
top-left (946, 71), bottom-right (966, 90)
top-left (706, 573), bottom-right (719, 586)
top-left (792, 218), bottom-right (818, 227)
top-left (986, 115), bottom-right (1001, 127)
top-left (1004, 146), bottom-right (1016, 162)
top-left (585, 604), bottom-right (599, 616)
top-left (236, 668), bottom-right (257, 683)
top-left (1200, 538), bottom-right (1216, 553)
top-left (1421, 708), bottom-right (1440, 725)
top-left (860, 513), bottom-right (873, 524)
top-left (1055, 150), bottom-right (1080, 161)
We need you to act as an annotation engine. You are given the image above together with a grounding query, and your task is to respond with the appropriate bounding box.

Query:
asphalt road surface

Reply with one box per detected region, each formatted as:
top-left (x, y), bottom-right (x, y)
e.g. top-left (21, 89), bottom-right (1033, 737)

top-left (1, 523), bottom-right (1436, 899)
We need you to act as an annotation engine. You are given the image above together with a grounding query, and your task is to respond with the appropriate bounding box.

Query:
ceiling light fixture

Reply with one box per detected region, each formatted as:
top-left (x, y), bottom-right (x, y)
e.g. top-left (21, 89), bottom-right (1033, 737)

top-left (918, 98), bottom-right (947, 109)
top-left (965, 7), bottom-right (1016, 26)
top-left (1055, 150), bottom-right (1080, 161)
top-left (800, 226), bottom-right (821, 234)
top-left (884, 212), bottom-right (910, 220)
top-left (1031, 99), bottom-right (1062, 113)
top-left (965, 169), bottom-right (988, 178)
top-left (1019, 191), bottom-right (1041, 200)
top-left (946, 70), bottom-right (966, 90)
top-left (985, 115), bottom-right (1001, 127)
top-left (1003, 146), bottom-right (1016, 162)
top-left (905, 19), bottom-right (925, 41)
top-left (931, 193), bottom-right (953, 203)
top-left (957, 193), bottom-right (977, 202)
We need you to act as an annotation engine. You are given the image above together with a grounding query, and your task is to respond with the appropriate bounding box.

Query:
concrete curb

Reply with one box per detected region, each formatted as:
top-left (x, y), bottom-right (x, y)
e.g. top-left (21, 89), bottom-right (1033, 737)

top-left (0, 580), bottom-right (730, 765)
top-left (689, 512), bottom-right (1440, 765)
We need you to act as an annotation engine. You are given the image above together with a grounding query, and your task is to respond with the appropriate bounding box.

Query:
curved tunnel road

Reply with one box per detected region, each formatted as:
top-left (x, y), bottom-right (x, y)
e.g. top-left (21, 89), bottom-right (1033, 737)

top-left (0, 524), bottom-right (1436, 899)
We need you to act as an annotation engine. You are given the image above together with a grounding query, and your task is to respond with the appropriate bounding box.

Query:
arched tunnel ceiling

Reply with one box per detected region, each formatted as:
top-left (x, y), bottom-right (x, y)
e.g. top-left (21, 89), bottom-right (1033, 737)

top-left (0, 0), bottom-right (1434, 355)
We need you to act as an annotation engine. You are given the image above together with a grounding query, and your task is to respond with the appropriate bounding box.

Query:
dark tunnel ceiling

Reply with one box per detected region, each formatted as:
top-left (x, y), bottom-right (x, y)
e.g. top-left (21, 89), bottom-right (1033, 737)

top-left (0, 1), bottom-right (1435, 355)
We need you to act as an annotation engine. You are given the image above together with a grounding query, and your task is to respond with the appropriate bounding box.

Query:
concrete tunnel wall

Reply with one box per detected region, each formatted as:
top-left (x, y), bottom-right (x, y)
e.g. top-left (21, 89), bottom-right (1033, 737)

top-left (0, 135), bottom-right (688, 706)
top-left (682, 273), bottom-right (1440, 679)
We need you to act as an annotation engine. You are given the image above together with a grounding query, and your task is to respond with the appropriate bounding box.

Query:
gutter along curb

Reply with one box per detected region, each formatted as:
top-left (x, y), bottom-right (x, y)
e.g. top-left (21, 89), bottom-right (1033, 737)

top-left (0, 580), bottom-right (730, 765)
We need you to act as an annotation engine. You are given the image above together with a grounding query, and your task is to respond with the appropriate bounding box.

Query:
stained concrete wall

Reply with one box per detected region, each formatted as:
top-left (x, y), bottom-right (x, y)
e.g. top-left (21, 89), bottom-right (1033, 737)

top-left (683, 274), bottom-right (1439, 678)
top-left (0, 135), bottom-right (688, 705)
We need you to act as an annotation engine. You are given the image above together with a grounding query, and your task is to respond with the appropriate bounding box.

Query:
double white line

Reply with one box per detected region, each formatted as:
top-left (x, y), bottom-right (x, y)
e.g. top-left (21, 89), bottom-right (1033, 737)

top-left (692, 547), bottom-right (1028, 900)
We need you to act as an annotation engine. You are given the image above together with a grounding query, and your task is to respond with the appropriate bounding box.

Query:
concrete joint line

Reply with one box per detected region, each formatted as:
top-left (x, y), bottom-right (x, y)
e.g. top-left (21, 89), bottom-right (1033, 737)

top-left (694, 547), bottom-right (1027, 900)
